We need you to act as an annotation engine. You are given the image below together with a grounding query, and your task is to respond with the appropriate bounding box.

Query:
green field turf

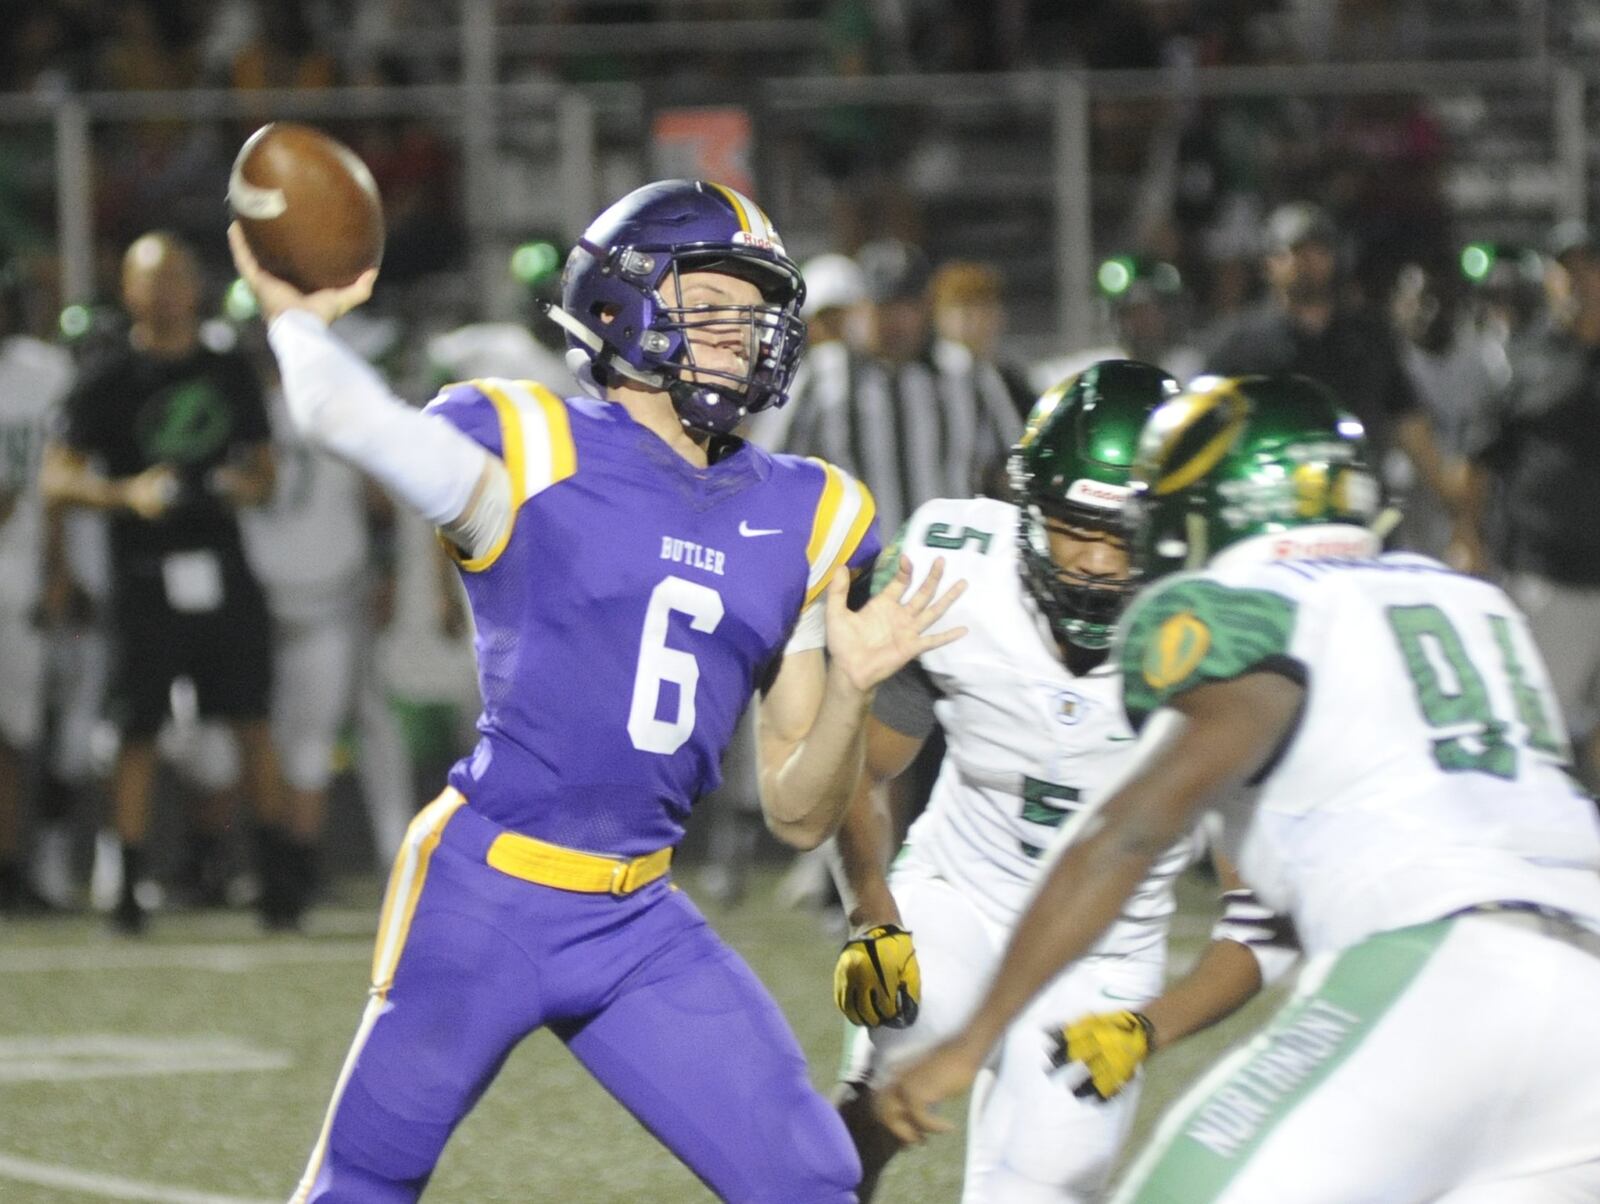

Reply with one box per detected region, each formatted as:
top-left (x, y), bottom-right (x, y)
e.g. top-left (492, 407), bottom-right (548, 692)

top-left (0, 868), bottom-right (1281, 1203)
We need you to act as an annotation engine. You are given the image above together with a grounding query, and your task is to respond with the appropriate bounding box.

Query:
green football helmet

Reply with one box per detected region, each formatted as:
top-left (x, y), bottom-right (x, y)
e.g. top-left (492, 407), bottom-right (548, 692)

top-left (1011, 359), bottom-right (1180, 649)
top-left (1126, 373), bottom-right (1382, 582)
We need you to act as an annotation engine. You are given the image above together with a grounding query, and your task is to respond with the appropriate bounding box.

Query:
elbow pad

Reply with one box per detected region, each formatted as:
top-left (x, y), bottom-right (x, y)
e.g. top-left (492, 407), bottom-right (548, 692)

top-left (1211, 888), bottom-right (1301, 988)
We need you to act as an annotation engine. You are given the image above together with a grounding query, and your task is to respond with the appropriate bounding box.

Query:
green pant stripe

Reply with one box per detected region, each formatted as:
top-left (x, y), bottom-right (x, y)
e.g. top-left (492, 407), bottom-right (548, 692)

top-left (1115, 919), bottom-right (1457, 1203)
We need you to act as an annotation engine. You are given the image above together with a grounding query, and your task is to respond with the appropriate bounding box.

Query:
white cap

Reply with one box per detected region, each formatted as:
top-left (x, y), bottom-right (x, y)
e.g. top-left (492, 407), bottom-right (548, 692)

top-left (800, 253), bottom-right (866, 318)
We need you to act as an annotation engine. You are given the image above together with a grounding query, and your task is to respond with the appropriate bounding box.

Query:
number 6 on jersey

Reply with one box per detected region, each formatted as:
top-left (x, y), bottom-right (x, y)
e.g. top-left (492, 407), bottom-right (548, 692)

top-left (628, 575), bottom-right (725, 754)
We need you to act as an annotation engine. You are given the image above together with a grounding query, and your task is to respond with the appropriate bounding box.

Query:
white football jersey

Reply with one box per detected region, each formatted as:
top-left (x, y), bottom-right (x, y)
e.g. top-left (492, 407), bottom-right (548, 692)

top-left (242, 389), bottom-right (369, 622)
top-left (890, 495), bottom-right (1188, 955)
top-left (0, 336), bottom-right (73, 611)
top-left (1118, 550), bottom-right (1600, 960)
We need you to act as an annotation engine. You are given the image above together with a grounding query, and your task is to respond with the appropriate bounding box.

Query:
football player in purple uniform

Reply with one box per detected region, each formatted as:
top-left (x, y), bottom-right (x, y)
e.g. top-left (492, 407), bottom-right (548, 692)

top-left (230, 179), bottom-right (965, 1203)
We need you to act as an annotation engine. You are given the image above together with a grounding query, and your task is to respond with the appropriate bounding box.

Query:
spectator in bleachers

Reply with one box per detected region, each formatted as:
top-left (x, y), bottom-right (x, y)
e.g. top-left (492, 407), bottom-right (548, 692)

top-left (1207, 200), bottom-right (1463, 515)
top-left (227, 0), bottom-right (338, 92)
top-left (1324, 91), bottom-right (1451, 303)
top-left (930, 260), bottom-right (1034, 418)
top-left (97, 0), bottom-right (196, 91)
top-left (1033, 254), bottom-right (1204, 392)
top-left (1390, 259), bottom-right (1508, 560)
top-left (1468, 241), bottom-right (1548, 347)
top-left (1460, 222), bottom-right (1600, 791)
top-left (39, 231), bottom-right (294, 934)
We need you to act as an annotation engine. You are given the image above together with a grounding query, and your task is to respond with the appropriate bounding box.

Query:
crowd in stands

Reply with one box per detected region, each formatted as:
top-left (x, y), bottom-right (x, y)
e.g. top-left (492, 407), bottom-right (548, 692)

top-left (0, 0), bottom-right (1540, 338)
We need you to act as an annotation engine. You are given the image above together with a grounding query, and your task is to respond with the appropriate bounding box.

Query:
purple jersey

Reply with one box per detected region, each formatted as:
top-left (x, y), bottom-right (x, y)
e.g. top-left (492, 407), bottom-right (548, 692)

top-left (426, 378), bottom-right (880, 856)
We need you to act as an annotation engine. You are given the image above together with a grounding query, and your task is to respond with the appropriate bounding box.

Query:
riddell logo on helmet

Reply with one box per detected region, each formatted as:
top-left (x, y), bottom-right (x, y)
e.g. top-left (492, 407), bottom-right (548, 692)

top-left (1067, 478), bottom-right (1131, 509)
top-left (733, 230), bottom-right (783, 253)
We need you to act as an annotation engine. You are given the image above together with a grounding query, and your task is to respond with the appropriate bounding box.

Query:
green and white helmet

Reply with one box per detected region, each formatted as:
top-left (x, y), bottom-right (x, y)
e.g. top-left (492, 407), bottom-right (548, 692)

top-left (1126, 373), bottom-right (1383, 581)
top-left (1011, 359), bottom-right (1180, 649)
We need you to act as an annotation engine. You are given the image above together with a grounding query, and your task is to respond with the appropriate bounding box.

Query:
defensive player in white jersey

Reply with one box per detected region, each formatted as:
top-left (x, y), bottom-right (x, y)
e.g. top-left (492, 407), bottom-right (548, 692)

top-left (879, 373), bottom-right (1600, 1201)
top-left (241, 360), bottom-right (414, 887)
top-left (0, 304), bottom-right (75, 909)
top-left (832, 362), bottom-right (1283, 1202)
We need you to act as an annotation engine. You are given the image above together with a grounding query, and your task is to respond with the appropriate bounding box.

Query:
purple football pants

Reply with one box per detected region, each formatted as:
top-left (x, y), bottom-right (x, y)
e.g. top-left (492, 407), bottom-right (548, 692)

top-left (293, 796), bottom-right (859, 1203)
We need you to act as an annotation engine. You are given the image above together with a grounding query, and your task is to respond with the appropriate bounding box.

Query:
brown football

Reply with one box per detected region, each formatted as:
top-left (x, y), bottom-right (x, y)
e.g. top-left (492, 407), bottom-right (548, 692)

top-left (229, 122), bottom-right (384, 293)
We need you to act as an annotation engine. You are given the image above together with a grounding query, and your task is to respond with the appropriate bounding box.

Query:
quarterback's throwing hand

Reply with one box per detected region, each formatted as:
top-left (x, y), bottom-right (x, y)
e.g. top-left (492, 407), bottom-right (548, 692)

top-left (826, 556), bottom-right (966, 695)
top-left (1048, 1010), bottom-right (1155, 1101)
top-left (835, 924), bottom-right (921, 1028)
top-left (228, 222), bottom-right (377, 327)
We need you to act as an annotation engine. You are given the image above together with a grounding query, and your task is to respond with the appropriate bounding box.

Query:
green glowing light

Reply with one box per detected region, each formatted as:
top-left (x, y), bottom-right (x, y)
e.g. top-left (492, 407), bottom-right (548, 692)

top-left (1097, 258), bottom-right (1134, 296)
top-left (58, 304), bottom-right (91, 340)
top-left (1460, 243), bottom-right (1494, 281)
top-left (510, 241), bottom-right (560, 285)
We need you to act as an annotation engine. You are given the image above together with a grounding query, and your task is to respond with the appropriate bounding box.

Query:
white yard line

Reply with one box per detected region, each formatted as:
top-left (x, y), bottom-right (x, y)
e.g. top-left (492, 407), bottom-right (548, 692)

top-left (0, 1150), bottom-right (278, 1204)
top-left (0, 1034), bottom-right (292, 1083)
top-left (2, 938), bottom-right (372, 974)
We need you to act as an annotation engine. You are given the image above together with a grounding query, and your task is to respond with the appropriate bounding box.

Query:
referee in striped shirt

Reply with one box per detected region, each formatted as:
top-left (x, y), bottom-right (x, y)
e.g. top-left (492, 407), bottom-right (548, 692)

top-left (778, 240), bottom-right (1022, 535)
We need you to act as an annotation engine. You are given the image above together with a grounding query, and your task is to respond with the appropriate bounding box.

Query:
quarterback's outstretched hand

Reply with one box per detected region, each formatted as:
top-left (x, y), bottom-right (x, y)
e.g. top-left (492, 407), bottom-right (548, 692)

top-left (228, 222), bottom-right (378, 327)
top-left (1048, 1010), bottom-right (1155, 1101)
top-left (835, 924), bottom-right (921, 1028)
top-left (826, 556), bottom-right (966, 696)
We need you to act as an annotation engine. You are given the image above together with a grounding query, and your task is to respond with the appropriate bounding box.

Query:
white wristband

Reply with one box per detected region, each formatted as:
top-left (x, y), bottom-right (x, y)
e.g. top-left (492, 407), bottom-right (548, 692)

top-left (784, 598), bottom-right (827, 655)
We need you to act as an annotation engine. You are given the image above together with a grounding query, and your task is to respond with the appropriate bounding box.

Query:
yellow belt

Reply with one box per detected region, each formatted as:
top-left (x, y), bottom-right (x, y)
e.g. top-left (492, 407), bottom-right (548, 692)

top-left (486, 829), bottom-right (673, 896)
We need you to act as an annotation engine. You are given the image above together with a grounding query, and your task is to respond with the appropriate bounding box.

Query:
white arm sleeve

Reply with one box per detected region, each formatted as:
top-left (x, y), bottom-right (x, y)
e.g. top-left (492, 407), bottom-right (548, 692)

top-left (783, 598), bottom-right (827, 655)
top-left (267, 309), bottom-right (497, 533)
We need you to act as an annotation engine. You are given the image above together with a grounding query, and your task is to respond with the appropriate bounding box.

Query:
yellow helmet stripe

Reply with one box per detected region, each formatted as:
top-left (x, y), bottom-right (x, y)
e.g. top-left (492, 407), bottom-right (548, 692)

top-left (1153, 380), bottom-right (1250, 496)
top-left (708, 182), bottom-right (753, 234)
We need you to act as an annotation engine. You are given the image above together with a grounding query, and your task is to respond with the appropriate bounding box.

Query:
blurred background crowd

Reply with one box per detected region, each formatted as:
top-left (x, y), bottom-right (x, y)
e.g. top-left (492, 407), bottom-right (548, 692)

top-left (4, 0), bottom-right (1600, 929)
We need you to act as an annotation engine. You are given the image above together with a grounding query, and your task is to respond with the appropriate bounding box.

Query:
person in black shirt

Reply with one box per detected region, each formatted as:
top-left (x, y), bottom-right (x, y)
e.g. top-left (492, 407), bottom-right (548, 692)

top-left (1461, 223), bottom-right (1600, 792)
top-left (1208, 202), bottom-right (1463, 523)
top-left (41, 232), bottom-right (295, 933)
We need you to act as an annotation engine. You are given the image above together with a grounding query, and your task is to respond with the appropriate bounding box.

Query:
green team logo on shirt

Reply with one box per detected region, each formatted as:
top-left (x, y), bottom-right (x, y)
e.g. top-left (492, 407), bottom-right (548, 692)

top-left (1143, 611), bottom-right (1212, 690)
top-left (135, 378), bottom-right (235, 466)
top-left (1121, 577), bottom-right (1298, 726)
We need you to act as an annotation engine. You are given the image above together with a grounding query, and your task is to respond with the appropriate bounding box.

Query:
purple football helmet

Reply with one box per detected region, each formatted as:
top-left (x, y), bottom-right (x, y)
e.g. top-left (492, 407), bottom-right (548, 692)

top-left (553, 180), bottom-right (808, 435)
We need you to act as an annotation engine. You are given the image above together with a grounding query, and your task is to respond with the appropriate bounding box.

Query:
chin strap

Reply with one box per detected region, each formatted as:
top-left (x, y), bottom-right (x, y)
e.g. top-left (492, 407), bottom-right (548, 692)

top-left (544, 302), bottom-right (750, 434)
top-left (543, 302), bottom-right (671, 395)
top-left (1370, 505), bottom-right (1403, 541)
top-left (1184, 512), bottom-right (1210, 571)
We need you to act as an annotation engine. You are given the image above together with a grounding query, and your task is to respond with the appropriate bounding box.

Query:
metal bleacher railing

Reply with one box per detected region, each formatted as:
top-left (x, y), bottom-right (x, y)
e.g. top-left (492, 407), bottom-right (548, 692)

top-left (0, 10), bottom-right (1591, 356)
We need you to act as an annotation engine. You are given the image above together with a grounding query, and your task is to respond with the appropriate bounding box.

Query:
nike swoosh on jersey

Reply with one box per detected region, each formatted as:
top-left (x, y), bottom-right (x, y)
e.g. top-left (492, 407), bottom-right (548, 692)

top-left (1107, 735), bottom-right (1136, 742)
top-left (738, 521), bottom-right (783, 537)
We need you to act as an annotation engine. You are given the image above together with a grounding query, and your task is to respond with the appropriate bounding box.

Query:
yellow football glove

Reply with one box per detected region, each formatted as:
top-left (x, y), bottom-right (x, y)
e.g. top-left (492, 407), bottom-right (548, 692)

top-left (1048, 1010), bottom-right (1155, 1101)
top-left (834, 924), bottom-right (921, 1028)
